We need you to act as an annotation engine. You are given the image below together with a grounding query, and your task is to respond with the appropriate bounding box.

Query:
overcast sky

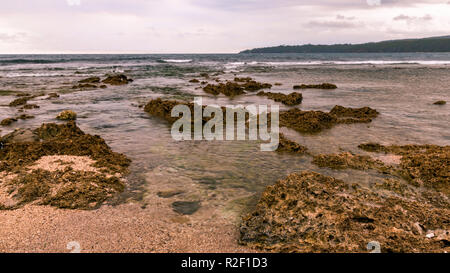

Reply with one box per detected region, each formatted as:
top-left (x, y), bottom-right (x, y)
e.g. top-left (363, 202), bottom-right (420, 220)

top-left (0, 0), bottom-right (449, 53)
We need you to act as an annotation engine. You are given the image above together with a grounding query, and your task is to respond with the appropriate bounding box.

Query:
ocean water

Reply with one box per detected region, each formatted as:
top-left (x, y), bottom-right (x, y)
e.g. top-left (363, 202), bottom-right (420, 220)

top-left (0, 53), bottom-right (449, 219)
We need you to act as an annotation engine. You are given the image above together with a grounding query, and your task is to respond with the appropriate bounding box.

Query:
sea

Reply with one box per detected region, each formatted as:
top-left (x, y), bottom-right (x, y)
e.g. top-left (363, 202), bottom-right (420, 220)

top-left (0, 53), bottom-right (449, 218)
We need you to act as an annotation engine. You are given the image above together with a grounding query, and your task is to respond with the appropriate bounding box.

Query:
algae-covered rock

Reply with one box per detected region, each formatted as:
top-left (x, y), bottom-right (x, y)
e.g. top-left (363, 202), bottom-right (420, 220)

top-left (47, 93), bottom-right (60, 99)
top-left (0, 118), bottom-right (18, 126)
top-left (9, 97), bottom-right (31, 107)
top-left (0, 122), bottom-right (131, 210)
top-left (330, 105), bottom-right (379, 123)
top-left (56, 110), bottom-right (77, 121)
top-left (102, 74), bottom-right (133, 85)
top-left (358, 143), bottom-right (450, 195)
top-left (172, 201), bottom-right (201, 215)
top-left (280, 108), bottom-right (338, 134)
top-left (78, 77), bottom-right (100, 84)
top-left (203, 82), bottom-right (245, 97)
top-left (293, 83), bottom-right (337, 90)
top-left (239, 171), bottom-right (450, 253)
top-left (276, 134), bottom-right (307, 154)
top-left (257, 91), bottom-right (303, 106)
top-left (22, 104), bottom-right (40, 109)
top-left (312, 152), bottom-right (384, 170)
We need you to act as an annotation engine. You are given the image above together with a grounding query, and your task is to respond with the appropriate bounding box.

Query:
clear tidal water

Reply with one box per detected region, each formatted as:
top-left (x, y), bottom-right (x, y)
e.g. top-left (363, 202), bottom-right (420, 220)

top-left (0, 53), bottom-right (449, 219)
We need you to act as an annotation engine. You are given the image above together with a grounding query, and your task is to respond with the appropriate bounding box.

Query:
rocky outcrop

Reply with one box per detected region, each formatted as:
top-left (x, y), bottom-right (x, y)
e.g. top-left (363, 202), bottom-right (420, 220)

top-left (312, 152), bottom-right (385, 170)
top-left (0, 122), bottom-right (131, 210)
top-left (358, 144), bottom-right (449, 195)
top-left (203, 82), bottom-right (245, 97)
top-left (239, 171), bottom-right (450, 253)
top-left (78, 77), bottom-right (101, 84)
top-left (276, 134), bottom-right (308, 154)
top-left (257, 91), bottom-right (303, 106)
top-left (102, 74), bottom-right (133, 85)
top-left (293, 83), bottom-right (337, 90)
top-left (56, 110), bottom-right (77, 121)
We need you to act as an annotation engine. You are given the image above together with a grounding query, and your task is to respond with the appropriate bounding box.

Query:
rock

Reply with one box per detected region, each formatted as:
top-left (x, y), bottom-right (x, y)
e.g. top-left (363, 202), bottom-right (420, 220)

top-left (47, 93), bottom-right (60, 99)
top-left (0, 118), bottom-right (18, 126)
top-left (293, 83), bottom-right (337, 90)
top-left (189, 79), bottom-right (200, 83)
top-left (99, 85), bottom-right (107, 89)
top-left (9, 97), bottom-right (31, 107)
top-left (157, 190), bottom-right (185, 198)
top-left (280, 108), bottom-right (337, 134)
top-left (276, 134), bottom-right (308, 154)
top-left (56, 110), bottom-right (77, 121)
top-left (330, 105), bottom-right (379, 123)
top-left (172, 201), bottom-right (201, 215)
top-left (312, 152), bottom-right (384, 170)
top-left (72, 83), bottom-right (97, 89)
top-left (358, 143), bottom-right (450, 195)
top-left (203, 82), bottom-right (245, 97)
top-left (102, 74), bottom-right (133, 85)
top-left (15, 93), bottom-right (31, 97)
top-left (433, 101), bottom-right (446, 105)
top-left (257, 91), bottom-right (303, 106)
top-left (239, 171), bottom-right (450, 253)
top-left (22, 104), bottom-right (40, 109)
top-left (240, 81), bottom-right (272, 92)
top-left (17, 114), bottom-right (35, 120)
top-left (234, 77), bottom-right (253, 82)
top-left (0, 122), bottom-right (131, 209)
top-left (0, 128), bottom-right (39, 143)
top-left (78, 77), bottom-right (100, 84)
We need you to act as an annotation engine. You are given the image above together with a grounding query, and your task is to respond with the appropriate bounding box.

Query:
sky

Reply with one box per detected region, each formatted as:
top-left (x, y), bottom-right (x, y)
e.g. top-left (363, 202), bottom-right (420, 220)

top-left (0, 0), bottom-right (449, 54)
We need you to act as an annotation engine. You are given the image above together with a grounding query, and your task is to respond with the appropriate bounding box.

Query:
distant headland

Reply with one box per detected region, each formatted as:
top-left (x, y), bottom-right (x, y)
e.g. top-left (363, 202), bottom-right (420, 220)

top-left (240, 36), bottom-right (450, 53)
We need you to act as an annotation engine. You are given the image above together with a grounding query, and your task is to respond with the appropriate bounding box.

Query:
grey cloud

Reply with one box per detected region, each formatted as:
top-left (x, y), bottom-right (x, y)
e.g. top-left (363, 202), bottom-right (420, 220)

top-left (0, 32), bottom-right (27, 43)
top-left (336, 15), bottom-right (356, 20)
top-left (304, 20), bottom-right (360, 29)
top-left (393, 14), bottom-right (433, 21)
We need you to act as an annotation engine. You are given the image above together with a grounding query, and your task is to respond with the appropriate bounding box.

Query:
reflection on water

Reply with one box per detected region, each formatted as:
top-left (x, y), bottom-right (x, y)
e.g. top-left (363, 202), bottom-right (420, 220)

top-left (0, 54), bottom-right (449, 220)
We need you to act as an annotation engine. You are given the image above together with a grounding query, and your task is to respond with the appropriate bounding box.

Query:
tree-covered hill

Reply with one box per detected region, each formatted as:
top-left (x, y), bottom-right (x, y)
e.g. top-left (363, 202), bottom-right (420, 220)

top-left (240, 36), bottom-right (450, 53)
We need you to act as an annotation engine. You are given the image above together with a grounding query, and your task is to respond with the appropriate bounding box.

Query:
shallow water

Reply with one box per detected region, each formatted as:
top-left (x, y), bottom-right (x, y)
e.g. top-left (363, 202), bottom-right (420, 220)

top-left (0, 53), bottom-right (449, 219)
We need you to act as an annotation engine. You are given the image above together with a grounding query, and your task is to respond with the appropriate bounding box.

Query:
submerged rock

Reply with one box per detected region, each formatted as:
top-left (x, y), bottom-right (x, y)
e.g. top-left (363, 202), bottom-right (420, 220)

top-left (239, 171), bottom-right (450, 253)
top-left (47, 93), bottom-right (60, 99)
top-left (78, 77), bottom-right (100, 84)
top-left (56, 110), bottom-right (77, 121)
top-left (433, 100), bottom-right (446, 105)
top-left (293, 83), bottom-right (337, 90)
top-left (172, 201), bottom-right (201, 215)
top-left (0, 118), bottom-right (17, 126)
top-left (257, 91), bottom-right (303, 106)
top-left (102, 74), bottom-right (133, 85)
